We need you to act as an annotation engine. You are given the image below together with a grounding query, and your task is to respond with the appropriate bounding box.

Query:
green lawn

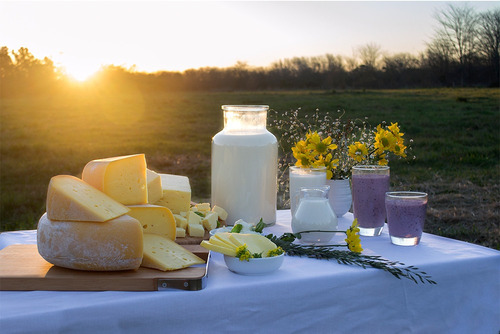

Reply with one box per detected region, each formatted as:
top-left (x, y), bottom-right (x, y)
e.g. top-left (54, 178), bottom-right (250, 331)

top-left (1, 88), bottom-right (499, 249)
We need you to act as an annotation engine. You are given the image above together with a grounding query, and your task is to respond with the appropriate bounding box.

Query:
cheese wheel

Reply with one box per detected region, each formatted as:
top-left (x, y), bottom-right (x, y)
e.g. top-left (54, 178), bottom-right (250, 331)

top-left (82, 154), bottom-right (148, 205)
top-left (37, 213), bottom-right (143, 271)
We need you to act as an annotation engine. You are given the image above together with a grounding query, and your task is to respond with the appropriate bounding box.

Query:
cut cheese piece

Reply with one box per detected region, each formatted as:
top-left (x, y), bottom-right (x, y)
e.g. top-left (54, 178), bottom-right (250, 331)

top-left (187, 223), bottom-right (205, 237)
top-left (154, 174), bottom-right (191, 214)
top-left (187, 211), bottom-right (202, 225)
top-left (141, 234), bottom-right (205, 271)
top-left (37, 213), bottom-right (143, 271)
top-left (212, 205), bottom-right (228, 220)
top-left (173, 214), bottom-right (188, 229)
top-left (176, 227), bottom-right (186, 238)
top-left (200, 240), bottom-right (236, 257)
top-left (82, 154), bottom-right (148, 205)
top-left (146, 169), bottom-right (163, 204)
top-left (46, 175), bottom-right (130, 222)
top-left (127, 204), bottom-right (176, 241)
top-left (229, 233), bottom-right (277, 257)
top-left (194, 203), bottom-right (211, 212)
top-left (202, 212), bottom-right (218, 231)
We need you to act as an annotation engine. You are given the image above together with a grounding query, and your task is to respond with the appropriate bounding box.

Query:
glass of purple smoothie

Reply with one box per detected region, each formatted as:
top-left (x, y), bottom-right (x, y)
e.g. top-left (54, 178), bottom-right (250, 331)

top-left (351, 165), bottom-right (390, 236)
top-left (385, 192), bottom-right (428, 246)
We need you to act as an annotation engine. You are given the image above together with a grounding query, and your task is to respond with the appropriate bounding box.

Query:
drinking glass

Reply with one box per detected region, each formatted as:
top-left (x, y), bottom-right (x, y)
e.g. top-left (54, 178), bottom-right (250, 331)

top-left (385, 191), bottom-right (428, 246)
top-left (351, 165), bottom-right (390, 236)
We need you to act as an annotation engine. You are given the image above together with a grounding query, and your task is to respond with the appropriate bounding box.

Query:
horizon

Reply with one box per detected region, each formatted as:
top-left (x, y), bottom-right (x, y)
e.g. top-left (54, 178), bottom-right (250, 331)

top-left (1, 1), bottom-right (498, 81)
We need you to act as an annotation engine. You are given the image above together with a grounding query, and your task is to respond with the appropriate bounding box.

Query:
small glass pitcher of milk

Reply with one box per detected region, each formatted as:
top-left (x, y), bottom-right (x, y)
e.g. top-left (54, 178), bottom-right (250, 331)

top-left (291, 186), bottom-right (338, 243)
top-left (211, 105), bottom-right (278, 226)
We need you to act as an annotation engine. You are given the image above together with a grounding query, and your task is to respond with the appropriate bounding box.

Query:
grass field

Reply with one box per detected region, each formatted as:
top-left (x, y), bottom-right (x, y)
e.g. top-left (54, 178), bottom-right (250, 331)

top-left (1, 87), bottom-right (499, 249)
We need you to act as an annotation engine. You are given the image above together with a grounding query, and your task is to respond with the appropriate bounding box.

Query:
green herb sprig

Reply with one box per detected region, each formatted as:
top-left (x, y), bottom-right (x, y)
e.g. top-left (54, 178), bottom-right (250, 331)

top-left (266, 233), bottom-right (436, 285)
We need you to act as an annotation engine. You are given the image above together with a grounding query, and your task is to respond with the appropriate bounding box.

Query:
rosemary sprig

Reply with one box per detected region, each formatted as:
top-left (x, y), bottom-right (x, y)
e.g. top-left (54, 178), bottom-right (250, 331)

top-left (266, 233), bottom-right (436, 285)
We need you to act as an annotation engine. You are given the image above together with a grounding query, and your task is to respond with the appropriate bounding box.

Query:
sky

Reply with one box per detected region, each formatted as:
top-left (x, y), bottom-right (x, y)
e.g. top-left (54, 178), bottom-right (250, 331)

top-left (1, 1), bottom-right (499, 81)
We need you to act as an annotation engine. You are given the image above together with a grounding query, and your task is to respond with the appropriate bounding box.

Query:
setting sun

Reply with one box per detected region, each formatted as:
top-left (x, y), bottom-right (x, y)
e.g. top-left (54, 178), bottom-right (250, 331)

top-left (61, 60), bottom-right (100, 82)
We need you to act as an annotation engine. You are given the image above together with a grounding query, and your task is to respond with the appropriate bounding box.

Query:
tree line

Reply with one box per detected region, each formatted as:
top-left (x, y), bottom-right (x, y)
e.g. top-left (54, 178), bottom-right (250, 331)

top-left (1, 4), bottom-right (498, 97)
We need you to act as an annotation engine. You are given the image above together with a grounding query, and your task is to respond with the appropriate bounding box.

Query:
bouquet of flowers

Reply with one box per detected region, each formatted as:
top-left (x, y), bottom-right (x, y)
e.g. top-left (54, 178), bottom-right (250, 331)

top-left (270, 108), bottom-right (411, 180)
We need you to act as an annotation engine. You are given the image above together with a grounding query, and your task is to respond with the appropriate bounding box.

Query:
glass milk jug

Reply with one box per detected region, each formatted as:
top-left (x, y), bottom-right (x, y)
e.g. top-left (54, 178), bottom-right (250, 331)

top-left (211, 105), bottom-right (278, 226)
top-left (291, 186), bottom-right (338, 243)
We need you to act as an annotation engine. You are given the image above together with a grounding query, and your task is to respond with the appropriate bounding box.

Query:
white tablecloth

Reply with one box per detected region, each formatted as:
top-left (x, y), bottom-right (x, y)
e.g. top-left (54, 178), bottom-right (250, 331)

top-left (1, 211), bottom-right (499, 334)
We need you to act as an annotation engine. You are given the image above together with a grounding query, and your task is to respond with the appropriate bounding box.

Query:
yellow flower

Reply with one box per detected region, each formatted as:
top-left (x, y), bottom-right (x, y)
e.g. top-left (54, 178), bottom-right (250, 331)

top-left (388, 122), bottom-right (404, 139)
top-left (345, 219), bottom-right (363, 253)
top-left (374, 125), bottom-right (397, 154)
top-left (235, 244), bottom-right (252, 261)
top-left (393, 138), bottom-right (407, 157)
top-left (306, 131), bottom-right (337, 156)
top-left (348, 142), bottom-right (369, 162)
top-left (267, 247), bottom-right (284, 257)
top-left (377, 153), bottom-right (388, 165)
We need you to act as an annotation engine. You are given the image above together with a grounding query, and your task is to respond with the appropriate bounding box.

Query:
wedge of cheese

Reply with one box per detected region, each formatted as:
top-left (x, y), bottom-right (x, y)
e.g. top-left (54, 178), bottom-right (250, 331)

top-left (37, 213), bottom-right (143, 271)
top-left (127, 204), bottom-right (176, 241)
top-left (46, 175), bottom-right (130, 222)
top-left (154, 174), bottom-right (191, 214)
top-left (82, 154), bottom-right (148, 205)
top-left (141, 234), bottom-right (205, 271)
top-left (146, 169), bottom-right (163, 204)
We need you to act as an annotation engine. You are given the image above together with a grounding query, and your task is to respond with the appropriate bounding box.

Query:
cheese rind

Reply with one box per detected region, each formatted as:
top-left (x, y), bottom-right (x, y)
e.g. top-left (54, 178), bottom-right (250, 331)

top-left (46, 175), bottom-right (130, 222)
top-left (37, 213), bottom-right (143, 271)
top-left (127, 204), bottom-right (176, 241)
top-left (154, 174), bottom-right (191, 214)
top-left (141, 234), bottom-right (205, 271)
top-left (82, 154), bottom-right (148, 205)
top-left (146, 169), bottom-right (163, 204)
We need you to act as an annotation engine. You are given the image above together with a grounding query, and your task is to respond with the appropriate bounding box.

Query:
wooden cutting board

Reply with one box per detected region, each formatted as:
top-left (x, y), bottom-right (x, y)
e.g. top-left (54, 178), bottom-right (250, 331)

top-left (0, 244), bottom-right (210, 291)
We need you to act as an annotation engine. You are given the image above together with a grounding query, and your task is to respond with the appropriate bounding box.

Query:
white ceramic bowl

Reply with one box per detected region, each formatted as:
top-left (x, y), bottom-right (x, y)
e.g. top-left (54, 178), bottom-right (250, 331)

top-left (223, 254), bottom-right (284, 275)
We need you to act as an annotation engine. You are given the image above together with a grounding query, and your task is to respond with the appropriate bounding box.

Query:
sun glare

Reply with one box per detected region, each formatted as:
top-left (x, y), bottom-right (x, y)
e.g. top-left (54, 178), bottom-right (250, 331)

top-left (63, 62), bottom-right (100, 82)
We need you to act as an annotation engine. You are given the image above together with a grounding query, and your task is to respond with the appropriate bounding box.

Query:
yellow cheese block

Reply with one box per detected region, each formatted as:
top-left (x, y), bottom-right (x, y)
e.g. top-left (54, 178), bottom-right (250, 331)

top-left (154, 174), bottom-right (191, 214)
top-left (202, 212), bottom-right (218, 231)
top-left (127, 204), bottom-right (176, 241)
top-left (146, 169), bottom-right (163, 204)
top-left (46, 175), bottom-right (130, 222)
top-left (173, 214), bottom-right (188, 229)
top-left (187, 223), bottom-right (205, 237)
top-left (82, 154), bottom-right (148, 205)
top-left (141, 234), bottom-right (205, 271)
top-left (212, 205), bottom-right (228, 220)
top-left (176, 227), bottom-right (186, 238)
top-left (37, 213), bottom-right (143, 271)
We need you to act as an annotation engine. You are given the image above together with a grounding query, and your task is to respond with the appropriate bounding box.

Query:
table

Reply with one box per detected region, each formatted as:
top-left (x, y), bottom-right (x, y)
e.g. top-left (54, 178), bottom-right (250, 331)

top-left (1, 211), bottom-right (499, 334)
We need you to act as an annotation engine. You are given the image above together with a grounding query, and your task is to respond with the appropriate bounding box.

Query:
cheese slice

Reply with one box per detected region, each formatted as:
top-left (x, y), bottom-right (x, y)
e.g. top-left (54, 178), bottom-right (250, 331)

top-left (37, 213), bottom-right (143, 271)
top-left (229, 233), bottom-right (277, 257)
top-left (127, 204), bottom-right (176, 241)
top-left (141, 234), bottom-right (205, 271)
top-left (146, 169), bottom-right (163, 204)
top-left (82, 154), bottom-right (148, 205)
top-left (46, 175), bottom-right (130, 222)
top-left (154, 174), bottom-right (191, 214)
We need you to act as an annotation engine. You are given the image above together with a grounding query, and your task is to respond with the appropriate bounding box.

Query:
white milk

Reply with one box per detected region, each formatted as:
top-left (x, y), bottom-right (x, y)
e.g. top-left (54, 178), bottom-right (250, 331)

top-left (291, 195), bottom-right (338, 243)
top-left (289, 168), bottom-right (327, 215)
top-left (211, 130), bottom-right (277, 225)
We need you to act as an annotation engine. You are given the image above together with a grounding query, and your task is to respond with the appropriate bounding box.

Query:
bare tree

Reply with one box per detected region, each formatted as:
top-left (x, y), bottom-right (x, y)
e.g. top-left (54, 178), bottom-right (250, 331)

top-left (477, 8), bottom-right (500, 85)
top-left (357, 43), bottom-right (382, 69)
top-left (432, 3), bottom-right (479, 85)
